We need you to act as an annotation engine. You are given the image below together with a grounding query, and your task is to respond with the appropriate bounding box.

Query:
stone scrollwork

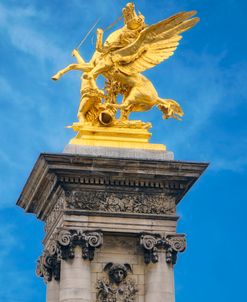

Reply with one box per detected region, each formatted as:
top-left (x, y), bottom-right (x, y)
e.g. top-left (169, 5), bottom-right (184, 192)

top-left (164, 234), bottom-right (186, 265)
top-left (55, 229), bottom-right (103, 261)
top-left (36, 229), bottom-right (103, 282)
top-left (83, 231), bottom-right (103, 260)
top-left (36, 252), bottom-right (60, 283)
top-left (140, 233), bottom-right (186, 265)
top-left (96, 263), bottom-right (138, 302)
top-left (57, 230), bottom-right (75, 259)
top-left (140, 234), bottom-right (160, 264)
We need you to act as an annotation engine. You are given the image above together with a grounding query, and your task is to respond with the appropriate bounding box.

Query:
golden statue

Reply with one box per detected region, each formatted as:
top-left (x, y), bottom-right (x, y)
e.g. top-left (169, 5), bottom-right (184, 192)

top-left (52, 3), bottom-right (199, 150)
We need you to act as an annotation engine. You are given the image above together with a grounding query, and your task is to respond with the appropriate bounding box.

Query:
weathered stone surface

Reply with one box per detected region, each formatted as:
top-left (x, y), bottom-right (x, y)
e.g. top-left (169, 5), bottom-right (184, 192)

top-left (63, 144), bottom-right (174, 160)
top-left (140, 233), bottom-right (186, 264)
top-left (145, 250), bottom-right (175, 302)
top-left (17, 153), bottom-right (208, 223)
top-left (37, 229), bottom-right (103, 283)
top-left (17, 153), bottom-right (208, 301)
top-left (59, 246), bottom-right (91, 302)
top-left (66, 191), bottom-right (176, 215)
top-left (96, 262), bottom-right (138, 301)
top-left (92, 235), bottom-right (143, 302)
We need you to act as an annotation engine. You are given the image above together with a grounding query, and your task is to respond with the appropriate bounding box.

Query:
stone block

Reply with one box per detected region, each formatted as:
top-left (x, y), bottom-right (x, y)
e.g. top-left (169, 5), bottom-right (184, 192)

top-left (63, 144), bottom-right (174, 161)
top-left (91, 263), bottom-right (103, 273)
top-left (138, 274), bottom-right (145, 285)
top-left (133, 264), bottom-right (144, 275)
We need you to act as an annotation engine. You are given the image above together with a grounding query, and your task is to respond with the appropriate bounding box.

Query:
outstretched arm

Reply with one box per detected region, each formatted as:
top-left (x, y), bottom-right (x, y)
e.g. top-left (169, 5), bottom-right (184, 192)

top-left (96, 28), bottom-right (104, 52)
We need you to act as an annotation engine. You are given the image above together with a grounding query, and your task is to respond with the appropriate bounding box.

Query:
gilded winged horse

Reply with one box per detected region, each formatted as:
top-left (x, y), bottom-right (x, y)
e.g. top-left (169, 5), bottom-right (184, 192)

top-left (52, 3), bottom-right (199, 126)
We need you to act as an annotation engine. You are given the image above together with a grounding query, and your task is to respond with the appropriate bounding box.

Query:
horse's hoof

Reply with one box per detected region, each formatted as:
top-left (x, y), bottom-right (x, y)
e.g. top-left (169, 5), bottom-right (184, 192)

top-left (52, 74), bottom-right (59, 81)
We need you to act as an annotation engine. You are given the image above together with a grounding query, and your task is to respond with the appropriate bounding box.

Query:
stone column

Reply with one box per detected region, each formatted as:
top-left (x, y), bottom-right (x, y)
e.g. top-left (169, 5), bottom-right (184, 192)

top-left (47, 278), bottom-right (60, 302)
top-left (36, 252), bottom-right (60, 302)
top-left (140, 233), bottom-right (186, 302)
top-left (145, 251), bottom-right (175, 302)
top-left (59, 246), bottom-right (91, 302)
top-left (36, 229), bottom-right (103, 302)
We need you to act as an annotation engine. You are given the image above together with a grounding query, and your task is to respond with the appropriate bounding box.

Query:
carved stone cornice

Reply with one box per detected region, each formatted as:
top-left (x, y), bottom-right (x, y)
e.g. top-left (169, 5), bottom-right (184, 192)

top-left (140, 233), bottom-right (186, 265)
top-left (37, 229), bottom-right (103, 282)
top-left (17, 154), bottom-right (208, 221)
top-left (59, 175), bottom-right (183, 190)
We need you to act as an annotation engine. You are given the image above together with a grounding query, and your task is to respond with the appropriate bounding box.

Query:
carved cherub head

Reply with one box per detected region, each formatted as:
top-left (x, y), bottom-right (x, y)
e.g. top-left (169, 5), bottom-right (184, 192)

top-left (104, 263), bottom-right (132, 284)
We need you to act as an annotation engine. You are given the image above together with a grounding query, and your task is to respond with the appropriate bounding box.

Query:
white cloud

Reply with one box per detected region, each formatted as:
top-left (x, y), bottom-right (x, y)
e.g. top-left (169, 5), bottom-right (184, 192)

top-left (0, 3), bottom-right (66, 65)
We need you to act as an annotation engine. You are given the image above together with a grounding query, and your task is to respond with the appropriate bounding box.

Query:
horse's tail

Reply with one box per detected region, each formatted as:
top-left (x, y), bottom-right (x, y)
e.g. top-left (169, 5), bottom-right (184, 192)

top-left (156, 98), bottom-right (184, 120)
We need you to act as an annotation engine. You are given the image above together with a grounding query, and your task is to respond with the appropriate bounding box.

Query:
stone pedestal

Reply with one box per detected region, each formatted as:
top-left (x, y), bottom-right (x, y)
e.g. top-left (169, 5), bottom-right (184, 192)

top-left (17, 153), bottom-right (207, 301)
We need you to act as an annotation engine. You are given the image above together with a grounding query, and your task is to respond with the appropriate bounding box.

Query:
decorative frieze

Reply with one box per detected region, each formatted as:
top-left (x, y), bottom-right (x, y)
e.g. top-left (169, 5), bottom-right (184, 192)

top-left (140, 233), bottom-right (186, 264)
top-left (37, 229), bottom-right (103, 282)
top-left (96, 263), bottom-right (138, 302)
top-left (66, 191), bottom-right (176, 215)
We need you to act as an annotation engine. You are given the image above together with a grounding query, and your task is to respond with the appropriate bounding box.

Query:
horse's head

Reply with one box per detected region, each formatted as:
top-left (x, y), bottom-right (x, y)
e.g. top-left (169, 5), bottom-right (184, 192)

top-left (157, 99), bottom-right (184, 120)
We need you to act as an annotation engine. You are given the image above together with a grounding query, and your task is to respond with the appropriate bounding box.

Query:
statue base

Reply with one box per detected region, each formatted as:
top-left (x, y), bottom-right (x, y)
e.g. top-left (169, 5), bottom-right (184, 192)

top-left (68, 123), bottom-right (166, 151)
top-left (63, 144), bottom-right (174, 160)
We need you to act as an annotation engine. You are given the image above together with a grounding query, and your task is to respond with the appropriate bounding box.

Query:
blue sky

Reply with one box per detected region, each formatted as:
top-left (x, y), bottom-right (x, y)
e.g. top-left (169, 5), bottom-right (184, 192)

top-left (0, 0), bottom-right (246, 301)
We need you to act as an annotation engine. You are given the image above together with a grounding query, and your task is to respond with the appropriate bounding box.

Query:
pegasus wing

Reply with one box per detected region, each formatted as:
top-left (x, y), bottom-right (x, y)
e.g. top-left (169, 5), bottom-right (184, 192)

top-left (112, 11), bottom-right (199, 75)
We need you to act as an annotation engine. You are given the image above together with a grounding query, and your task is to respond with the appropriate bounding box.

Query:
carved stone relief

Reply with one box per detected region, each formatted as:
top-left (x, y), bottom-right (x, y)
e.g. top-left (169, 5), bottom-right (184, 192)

top-left (96, 263), bottom-right (138, 302)
top-left (45, 196), bottom-right (65, 233)
top-left (66, 191), bottom-right (176, 215)
top-left (140, 233), bottom-right (186, 264)
top-left (36, 229), bottom-right (103, 282)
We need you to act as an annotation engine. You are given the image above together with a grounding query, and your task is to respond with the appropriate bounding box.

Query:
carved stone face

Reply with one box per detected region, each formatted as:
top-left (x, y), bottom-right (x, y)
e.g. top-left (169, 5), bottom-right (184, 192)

top-left (104, 263), bottom-right (131, 285)
top-left (111, 268), bottom-right (126, 284)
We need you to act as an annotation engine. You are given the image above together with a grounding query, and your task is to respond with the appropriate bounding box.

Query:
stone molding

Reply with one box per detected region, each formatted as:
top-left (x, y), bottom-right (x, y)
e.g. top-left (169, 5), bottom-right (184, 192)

top-left (140, 233), bottom-right (186, 265)
top-left (36, 229), bottom-right (103, 282)
top-left (59, 175), bottom-right (184, 190)
top-left (17, 154), bottom-right (208, 222)
top-left (65, 190), bottom-right (176, 215)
